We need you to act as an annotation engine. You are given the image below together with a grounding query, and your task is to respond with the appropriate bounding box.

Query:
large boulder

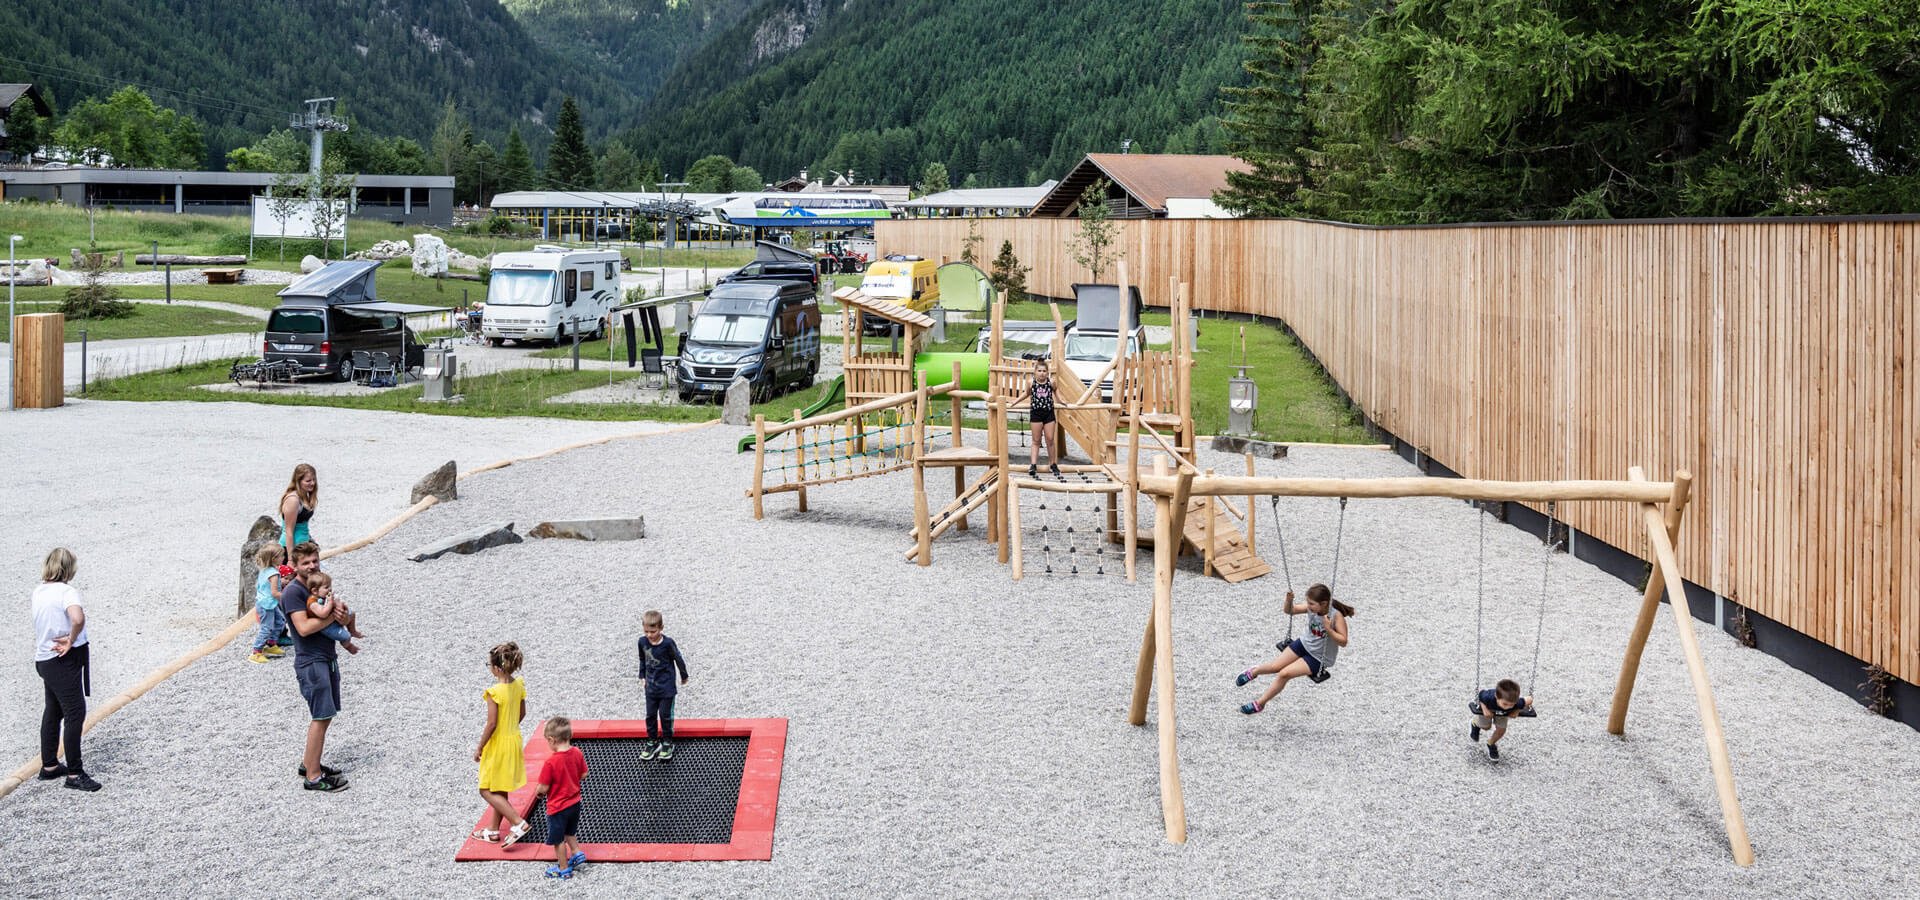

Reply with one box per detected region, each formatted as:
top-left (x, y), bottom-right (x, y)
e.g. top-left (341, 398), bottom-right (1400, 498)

top-left (300, 254), bottom-right (326, 273)
top-left (1209, 434), bottom-right (1289, 460)
top-left (238, 515), bottom-right (283, 616)
top-left (447, 248), bottom-right (484, 272)
top-left (411, 234), bottom-right (450, 277)
top-left (411, 460), bottom-right (458, 504)
top-left (408, 522), bottom-right (521, 562)
top-left (722, 376), bottom-right (754, 425)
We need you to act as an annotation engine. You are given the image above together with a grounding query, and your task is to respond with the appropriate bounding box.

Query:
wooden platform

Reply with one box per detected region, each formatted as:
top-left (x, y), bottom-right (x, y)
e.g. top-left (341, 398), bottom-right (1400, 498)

top-left (202, 267), bottom-right (245, 284)
top-left (917, 446), bottom-right (997, 467)
top-left (1180, 498), bottom-right (1270, 583)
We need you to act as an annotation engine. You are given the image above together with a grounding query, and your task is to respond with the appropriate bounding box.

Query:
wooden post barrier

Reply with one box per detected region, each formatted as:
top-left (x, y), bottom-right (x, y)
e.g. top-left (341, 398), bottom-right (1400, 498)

top-left (751, 414), bottom-right (767, 519)
top-left (1610, 468), bottom-right (1693, 734)
top-left (13, 312), bottom-right (64, 409)
top-left (793, 411), bottom-right (809, 513)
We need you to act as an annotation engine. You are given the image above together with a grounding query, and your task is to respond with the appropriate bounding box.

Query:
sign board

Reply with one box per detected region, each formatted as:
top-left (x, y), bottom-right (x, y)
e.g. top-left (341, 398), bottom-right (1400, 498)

top-left (252, 196), bottom-right (346, 240)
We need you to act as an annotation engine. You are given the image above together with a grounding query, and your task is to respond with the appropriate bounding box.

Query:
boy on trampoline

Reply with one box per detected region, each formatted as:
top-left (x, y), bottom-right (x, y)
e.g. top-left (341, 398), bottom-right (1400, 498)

top-left (637, 610), bottom-right (689, 760)
top-left (1234, 584), bottom-right (1353, 714)
top-left (535, 716), bottom-right (589, 879)
top-left (1469, 678), bottom-right (1534, 761)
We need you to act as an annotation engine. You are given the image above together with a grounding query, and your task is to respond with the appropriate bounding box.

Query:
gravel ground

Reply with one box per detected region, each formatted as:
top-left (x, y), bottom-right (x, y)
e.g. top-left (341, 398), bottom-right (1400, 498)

top-left (1, 426), bottom-right (1916, 898)
top-left (0, 401), bottom-right (678, 768)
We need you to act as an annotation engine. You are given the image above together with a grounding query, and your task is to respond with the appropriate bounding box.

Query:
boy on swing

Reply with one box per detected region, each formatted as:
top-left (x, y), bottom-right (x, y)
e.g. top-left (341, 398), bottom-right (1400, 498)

top-left (1469, 678), bottom-right (1534, 761)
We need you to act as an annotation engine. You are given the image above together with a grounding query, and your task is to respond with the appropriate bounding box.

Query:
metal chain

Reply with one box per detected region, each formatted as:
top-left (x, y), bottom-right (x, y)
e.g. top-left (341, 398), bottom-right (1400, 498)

top-left (1268, 496), bottom-right (1295, 642)
top-left (1475, 502), bottom-right (1485, 693)
top-left (1530, 501), bottom-right (1559, 691)
top-left (1329, 497), bottom-right (1349, 594)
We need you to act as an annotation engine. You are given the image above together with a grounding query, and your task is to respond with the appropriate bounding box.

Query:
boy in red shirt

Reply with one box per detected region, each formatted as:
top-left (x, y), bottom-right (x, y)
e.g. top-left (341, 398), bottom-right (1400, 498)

top-left (536, 717), bottom-right (589, 878)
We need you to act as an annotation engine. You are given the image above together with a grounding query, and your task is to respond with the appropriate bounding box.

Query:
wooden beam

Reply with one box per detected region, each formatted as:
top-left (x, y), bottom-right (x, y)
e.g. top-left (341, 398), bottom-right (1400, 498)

top-left (1009, 480), bottom-right (1025, 581)
top-left (912, 372), bottom-right (932, 567)
top-left (1137, 473), bottom-right (1676, 503)
top-left (1643, 494), bottom-right (1755, 867)
top-left (1609, 468), bottom-right (1693, 734)
top-left (752, 415), bottom-right (767, 520)
top-left (1154, 463), bottom-right (1194, 844)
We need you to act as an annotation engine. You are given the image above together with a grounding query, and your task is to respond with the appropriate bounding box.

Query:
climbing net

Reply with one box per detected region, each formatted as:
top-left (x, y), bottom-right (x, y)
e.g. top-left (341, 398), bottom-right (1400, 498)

top-left (1013, 470), bottom-right (1126, 578)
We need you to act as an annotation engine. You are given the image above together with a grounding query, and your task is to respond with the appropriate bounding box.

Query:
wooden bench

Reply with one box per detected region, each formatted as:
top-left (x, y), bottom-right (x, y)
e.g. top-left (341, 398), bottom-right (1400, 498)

top-left (203, 267), bottom-right (245, 284)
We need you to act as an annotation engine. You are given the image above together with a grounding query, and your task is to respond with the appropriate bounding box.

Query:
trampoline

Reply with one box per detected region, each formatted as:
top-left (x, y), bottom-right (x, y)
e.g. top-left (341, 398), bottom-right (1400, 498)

top-left (455, 718), bottom-right (787, 862)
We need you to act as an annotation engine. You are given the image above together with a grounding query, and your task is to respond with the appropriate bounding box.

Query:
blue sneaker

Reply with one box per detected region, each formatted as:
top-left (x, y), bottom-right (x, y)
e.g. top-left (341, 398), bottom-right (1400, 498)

top-left (1234, 669), bottom-right (1255, 688)
top-left (545, 865), bottom-right (573, 879)
top-left (567, 851), bottom-right (586, 869)
top-left (1239, 701), bottom-right (1263, 715)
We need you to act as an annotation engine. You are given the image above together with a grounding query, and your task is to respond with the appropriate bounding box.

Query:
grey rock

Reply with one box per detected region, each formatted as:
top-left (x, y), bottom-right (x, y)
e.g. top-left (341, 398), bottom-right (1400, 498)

top-left (237, 515), bottom-right (282, 616)
top-left (411, 459), bottom-right (458, 504)
top-left (300, 254), bottom-right (325, 273)
top-left (408, 522), bottom-right (521, 562)
top-left (1210, 433), bottom-right (1289, 460)
top-left (529, 517), bottom-right (646, 542)
top-left (721, 376), bottom-right (754, 425)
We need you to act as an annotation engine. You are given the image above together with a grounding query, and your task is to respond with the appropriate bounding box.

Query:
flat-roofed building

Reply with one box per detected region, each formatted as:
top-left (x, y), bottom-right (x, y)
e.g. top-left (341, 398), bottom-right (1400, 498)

top-left (0, 168), bottom-right (456, 225)
top-left (898, 181), bottom-right (1058, 218)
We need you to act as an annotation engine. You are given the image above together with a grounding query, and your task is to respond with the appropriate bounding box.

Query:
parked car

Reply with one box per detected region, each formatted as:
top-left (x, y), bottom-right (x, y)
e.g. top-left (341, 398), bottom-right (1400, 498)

top-left (678, 281), bottom-right (822, 403)
top-left (262, 260), bottom-right (425, 380)
top-left (717, 240), bottom-right (820, 290)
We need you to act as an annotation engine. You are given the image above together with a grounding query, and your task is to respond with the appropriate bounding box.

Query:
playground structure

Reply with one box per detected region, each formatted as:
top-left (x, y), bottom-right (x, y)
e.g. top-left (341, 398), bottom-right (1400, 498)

top-left (1128, 464), bottom-right (1754, 866)
top-left (748, 267), bottom-right (1273, 584)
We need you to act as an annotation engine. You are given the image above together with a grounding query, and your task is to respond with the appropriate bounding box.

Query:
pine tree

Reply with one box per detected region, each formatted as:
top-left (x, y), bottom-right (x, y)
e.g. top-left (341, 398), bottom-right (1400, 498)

top-left (920, 161), bottom-right (950, 197)
top-left (598, 140), bottom-right (643, 190)
top-left (545, 96), bottom-right (595, 189)
top-left (1068, 179), bottom-right (1122, 281)
top-left (988, 240), bottom-right (1029, 303)
top-left (499, 127), bottom-right (536, 193)
top-left (1216, 1), bottom-right (1321, 216)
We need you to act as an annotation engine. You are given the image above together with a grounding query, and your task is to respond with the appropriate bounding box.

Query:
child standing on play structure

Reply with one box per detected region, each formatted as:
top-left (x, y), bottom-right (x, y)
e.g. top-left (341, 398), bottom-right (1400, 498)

top-left (1234, 584), bottom-right (1353, 714)
top-left (474, 642), bottom-right (532, 848)
top-left (1469, 678), bottom-right (1534, 762)
top-left (636, 610), bottom-right (689, 761)
top-left (535, 717), bottom-right (589, 879)
top-left (1025, 356), bottom-right (1061, 478)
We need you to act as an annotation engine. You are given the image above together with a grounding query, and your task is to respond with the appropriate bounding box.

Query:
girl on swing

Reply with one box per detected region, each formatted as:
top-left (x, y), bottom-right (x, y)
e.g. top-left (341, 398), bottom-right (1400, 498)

top-left (1234, 584), bottom-right (1353, 714)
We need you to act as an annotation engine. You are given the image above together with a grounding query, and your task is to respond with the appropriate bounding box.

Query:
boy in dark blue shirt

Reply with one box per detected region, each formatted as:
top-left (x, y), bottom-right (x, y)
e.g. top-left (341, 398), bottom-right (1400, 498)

top-left (637, 609), bottom-right (689, 760)
top-left (1468, 678), bottom-right (1534, 762)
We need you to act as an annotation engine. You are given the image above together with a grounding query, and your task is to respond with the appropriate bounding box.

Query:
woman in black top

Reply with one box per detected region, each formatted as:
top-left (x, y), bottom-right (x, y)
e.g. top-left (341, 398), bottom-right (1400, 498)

top-left (1026, 357), bottom-right (1061, 477)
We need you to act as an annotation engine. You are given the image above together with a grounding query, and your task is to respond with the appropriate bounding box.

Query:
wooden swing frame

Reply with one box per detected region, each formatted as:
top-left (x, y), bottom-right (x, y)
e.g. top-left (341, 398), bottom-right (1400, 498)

top-left (1129, 461), bottom-right (1756, 867)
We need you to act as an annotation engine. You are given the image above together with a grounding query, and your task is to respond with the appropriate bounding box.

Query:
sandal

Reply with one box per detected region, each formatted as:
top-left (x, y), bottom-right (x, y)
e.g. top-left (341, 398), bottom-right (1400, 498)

top-left (544, 865), bottom-right (573, 879)
top-left (501, 819), bottom-right (531, 849)
top-left (470, 829), bottom-right (500, 843)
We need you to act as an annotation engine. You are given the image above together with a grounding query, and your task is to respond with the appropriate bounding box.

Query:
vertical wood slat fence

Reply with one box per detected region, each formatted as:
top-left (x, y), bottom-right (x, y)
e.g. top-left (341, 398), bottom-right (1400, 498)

top-left (880, 217), bottom-right (1919, 685)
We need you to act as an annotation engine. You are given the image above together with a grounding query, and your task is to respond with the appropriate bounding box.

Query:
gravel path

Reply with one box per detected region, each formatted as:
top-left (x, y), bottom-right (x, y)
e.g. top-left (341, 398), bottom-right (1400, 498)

top-left (0, 401), bottom-right (680, 768)
top-left (0, 425), bottom-right (1915, 897)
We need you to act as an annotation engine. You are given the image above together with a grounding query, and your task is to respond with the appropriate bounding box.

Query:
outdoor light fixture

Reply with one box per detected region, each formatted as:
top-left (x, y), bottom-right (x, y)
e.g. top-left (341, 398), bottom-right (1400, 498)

top-left (8, 233), bottom-right (22, 411)
top-left (1227, 326), bottom-right (1257, 435)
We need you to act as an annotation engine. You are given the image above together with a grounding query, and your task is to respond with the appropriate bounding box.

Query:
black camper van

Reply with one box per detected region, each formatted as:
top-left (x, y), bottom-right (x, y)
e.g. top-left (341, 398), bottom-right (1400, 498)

top-left (678, 281), bottom-right (822, 403)
top-left (716, 240), bottom-right (820, 290)
top-left (263, 260), bottom-right (426, 380)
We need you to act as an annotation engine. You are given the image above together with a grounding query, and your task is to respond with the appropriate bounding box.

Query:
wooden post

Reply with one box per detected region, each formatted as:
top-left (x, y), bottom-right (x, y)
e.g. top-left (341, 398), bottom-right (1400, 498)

top-left (1106, 489), bottom-right (1120, 546)
top-left (13, 313), bottom-right (65, 409)
top-left (751, 414), bottom-right (768, 520)
top-left (1125, 382), bottom-right (1143, 582)
top-left (1609, 468), bottom-right (1694, 734)
top-left (1176, 282), bottom-right (1194, 458)
top-left (1203, 469), bottom-right (1217, 577)
top-left (1154, 463), bottom-right (1194, 844)
top-left (1129, 601), bottom-right (1155, 727)
top-left (793, 413), bottom-right (809, 513)
top-left (1642, 493), bottom-right (1754, 867)
top-left (996, 399), bottom-right (1013, 565)
top-left (1009, 480), bottom-right (1025, 581)
top-left (912, 372), bottom-right (932, 567)
top-left (952, 360), bottom-right (968, 532)
top-left (1244, 452), bottom-right (1257, 557)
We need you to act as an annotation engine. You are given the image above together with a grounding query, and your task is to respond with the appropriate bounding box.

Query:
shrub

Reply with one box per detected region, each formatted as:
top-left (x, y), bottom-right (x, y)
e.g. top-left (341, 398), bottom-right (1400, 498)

top-left (63, 256), bottom-right (135, 319)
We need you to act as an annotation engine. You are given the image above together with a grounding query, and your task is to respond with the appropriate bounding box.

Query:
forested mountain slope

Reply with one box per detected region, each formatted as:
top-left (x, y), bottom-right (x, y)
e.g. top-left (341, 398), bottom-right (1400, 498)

top-left (501, 0), bottom-right (759, 107)
top-left (0, 0), bottom-right (637, 164)
top-left (625, 0), bottom-right (1247, 185)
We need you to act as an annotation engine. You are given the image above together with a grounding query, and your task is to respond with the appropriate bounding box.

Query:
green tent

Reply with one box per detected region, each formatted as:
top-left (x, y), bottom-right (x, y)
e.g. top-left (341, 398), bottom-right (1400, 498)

top-left (936, 261), bottom-right (992, 312)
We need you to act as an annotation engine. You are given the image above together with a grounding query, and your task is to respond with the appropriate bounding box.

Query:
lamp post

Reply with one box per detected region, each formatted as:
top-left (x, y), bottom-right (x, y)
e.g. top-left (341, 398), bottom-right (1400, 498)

top-left (8, 234), bottom-right (23, 411)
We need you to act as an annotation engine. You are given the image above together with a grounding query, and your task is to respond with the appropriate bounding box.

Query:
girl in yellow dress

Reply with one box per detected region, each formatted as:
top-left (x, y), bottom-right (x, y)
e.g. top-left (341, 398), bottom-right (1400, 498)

top-left (473, 642), bottom-right (531, 847)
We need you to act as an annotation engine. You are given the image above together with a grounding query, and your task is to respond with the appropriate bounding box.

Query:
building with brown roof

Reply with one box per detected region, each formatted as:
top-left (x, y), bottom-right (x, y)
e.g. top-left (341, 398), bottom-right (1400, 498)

top-left (1029, 153), bottom-right (1250, 219)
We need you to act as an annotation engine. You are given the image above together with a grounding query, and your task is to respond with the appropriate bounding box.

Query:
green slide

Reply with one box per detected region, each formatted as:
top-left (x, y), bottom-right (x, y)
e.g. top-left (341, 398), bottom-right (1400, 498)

top-left (736, 374), bottom-right (847, 453)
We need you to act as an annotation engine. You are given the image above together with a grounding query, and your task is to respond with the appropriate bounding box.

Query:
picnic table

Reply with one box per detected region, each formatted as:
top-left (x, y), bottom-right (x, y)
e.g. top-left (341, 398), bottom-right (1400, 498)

top-left (203, 267), bottom-right (245, 284)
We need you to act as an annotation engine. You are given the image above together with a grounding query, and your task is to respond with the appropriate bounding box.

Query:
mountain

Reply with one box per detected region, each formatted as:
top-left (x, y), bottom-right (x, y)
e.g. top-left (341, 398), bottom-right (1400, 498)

top-left (500, 0), bottom-right (760, 108)
top-left (0, 0), bottom-right (639, 165)
top-left (623, 0), bottom-right (1247, 186)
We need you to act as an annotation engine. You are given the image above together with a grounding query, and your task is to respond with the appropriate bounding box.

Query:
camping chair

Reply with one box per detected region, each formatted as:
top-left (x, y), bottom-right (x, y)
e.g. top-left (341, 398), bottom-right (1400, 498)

top-left (640, 348), bottom-right (675, 389)
top-left (349, 350), bottom-right (374, 384)
top-left (367, 351), bottom-right (398, 386)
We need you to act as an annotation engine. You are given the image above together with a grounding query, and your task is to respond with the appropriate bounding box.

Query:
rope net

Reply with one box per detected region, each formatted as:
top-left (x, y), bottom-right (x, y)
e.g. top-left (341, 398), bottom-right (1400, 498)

top-left (1019, 471), bottom-right (1125, 578)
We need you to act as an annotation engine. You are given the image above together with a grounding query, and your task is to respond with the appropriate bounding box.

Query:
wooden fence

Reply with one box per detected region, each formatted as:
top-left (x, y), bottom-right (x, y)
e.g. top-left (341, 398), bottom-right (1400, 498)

top-left (879, 216), bottom-right (1919, 685)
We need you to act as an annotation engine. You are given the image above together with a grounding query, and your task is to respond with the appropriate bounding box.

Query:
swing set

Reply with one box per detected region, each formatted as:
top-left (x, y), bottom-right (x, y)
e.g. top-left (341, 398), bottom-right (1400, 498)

top-left (1131, 461), bottom-right (1755, 866)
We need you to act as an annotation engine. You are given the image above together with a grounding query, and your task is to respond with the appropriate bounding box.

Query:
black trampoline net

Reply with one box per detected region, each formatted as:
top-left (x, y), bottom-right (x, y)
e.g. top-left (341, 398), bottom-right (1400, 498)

top-left (523, 736), bottom-right (749, 844)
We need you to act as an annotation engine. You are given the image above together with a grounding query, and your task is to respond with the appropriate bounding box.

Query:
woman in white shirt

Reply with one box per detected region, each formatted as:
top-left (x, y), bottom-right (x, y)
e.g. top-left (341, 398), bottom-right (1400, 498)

top-left (32, 548), bottom-right (98, 791)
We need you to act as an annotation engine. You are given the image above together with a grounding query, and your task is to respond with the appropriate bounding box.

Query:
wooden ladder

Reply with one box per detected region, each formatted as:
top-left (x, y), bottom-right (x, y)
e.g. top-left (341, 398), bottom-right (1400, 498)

top-left (1181, 497), bottom-right (1271, 583)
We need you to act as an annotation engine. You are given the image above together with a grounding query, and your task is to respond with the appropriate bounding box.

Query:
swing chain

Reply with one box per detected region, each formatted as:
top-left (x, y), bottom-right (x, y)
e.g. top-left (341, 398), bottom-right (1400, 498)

top-left (1475, 501), bottom-right (1485, 696)
top-left (1529, 501), bottom-right (1559, 691)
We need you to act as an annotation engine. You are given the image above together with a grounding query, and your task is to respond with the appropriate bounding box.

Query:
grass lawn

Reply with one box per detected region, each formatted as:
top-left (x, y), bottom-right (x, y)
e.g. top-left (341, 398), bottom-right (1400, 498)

top-left (0, 300), bottom-right (261, 342)
top-left (78, 356), bottom-right (849, 424)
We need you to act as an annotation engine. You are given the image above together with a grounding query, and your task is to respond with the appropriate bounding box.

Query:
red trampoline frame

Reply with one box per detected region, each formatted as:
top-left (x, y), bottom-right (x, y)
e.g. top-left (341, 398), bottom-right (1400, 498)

top-left (454, 717), bottom-right (787, 863)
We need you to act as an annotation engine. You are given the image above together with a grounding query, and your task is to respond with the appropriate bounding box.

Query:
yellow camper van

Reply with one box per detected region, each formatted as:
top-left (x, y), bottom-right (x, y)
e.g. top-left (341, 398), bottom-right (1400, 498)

top-left (859, 255), bottom-right (940, 334)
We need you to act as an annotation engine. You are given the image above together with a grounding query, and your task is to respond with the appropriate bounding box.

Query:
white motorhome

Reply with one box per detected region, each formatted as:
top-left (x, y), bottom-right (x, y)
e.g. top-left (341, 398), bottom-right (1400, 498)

top-left (481, 246), bottom-right (622, 345)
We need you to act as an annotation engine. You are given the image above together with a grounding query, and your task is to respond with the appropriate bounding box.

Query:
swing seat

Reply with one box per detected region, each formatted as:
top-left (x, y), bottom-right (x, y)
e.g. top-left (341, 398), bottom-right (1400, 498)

top-left (1468, 700), bottom-right (1537, 718)
top-left (1309, 668), bottom-right (1333, 684)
